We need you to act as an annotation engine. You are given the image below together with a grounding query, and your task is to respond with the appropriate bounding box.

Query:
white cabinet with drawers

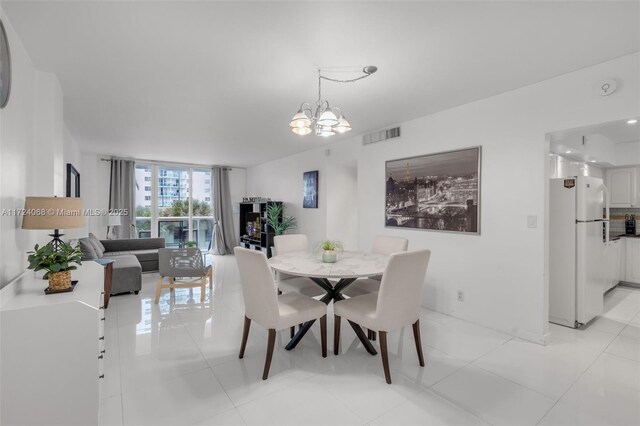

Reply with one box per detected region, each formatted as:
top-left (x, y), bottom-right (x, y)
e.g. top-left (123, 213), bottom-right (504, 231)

top-left (0, 262), bottom-right (104, 426)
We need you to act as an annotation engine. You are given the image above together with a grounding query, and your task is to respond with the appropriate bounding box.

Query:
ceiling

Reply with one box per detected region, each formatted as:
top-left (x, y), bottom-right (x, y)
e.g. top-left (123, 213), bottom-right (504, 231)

top-left (3, 1), bottom-right (639, 167)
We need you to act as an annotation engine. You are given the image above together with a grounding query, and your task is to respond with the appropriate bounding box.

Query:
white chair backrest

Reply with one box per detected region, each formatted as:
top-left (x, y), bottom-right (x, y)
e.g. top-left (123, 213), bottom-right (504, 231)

top-left (376, 250), bottom-right (431, 331)
top-left (274, 234), bottom-right (309, 255)
top-left (372, 235), bottom-right (409, 255)
top-left (234, 247), bottom-right (279, 327)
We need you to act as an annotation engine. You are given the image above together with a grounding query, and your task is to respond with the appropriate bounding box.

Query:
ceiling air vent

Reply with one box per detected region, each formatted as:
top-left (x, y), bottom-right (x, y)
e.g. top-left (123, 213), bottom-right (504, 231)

top-left (362, 127), bottom-right (401, 145)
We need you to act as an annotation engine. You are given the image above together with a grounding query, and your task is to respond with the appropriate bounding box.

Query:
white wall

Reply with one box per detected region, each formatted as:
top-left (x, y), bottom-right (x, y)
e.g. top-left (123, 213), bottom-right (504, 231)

top-left (616, 140), bottom-right (640, 166)
top-left (0, 10), bottom-right (77, 287)
top-left (247, 52), bottom-right (640, 343)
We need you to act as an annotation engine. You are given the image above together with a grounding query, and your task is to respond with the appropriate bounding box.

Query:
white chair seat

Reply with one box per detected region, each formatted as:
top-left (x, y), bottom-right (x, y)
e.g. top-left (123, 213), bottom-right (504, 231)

top-left (334, 293), bottom-right (379, 331)
top-left (277, 276), bottom-right (325, 297)
top-left (276, 293), bottom-right (327, 330)
top-left (342, 278), bottom-right (381, 298)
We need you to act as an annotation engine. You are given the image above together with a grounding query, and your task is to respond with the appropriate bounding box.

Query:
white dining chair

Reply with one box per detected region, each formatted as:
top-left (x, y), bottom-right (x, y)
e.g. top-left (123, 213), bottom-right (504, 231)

top-left (342, 235), bottom-right (409, 298)
top-left (273, 234), bottom-right (325, 298)
top-left (333, 249), bottom-right (431, 384)
top-left (234, 247), bottom-right (327, 380)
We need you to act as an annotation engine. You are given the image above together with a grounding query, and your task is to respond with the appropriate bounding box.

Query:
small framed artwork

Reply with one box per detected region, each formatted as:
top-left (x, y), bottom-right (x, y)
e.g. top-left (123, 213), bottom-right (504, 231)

top-left (385, 146), bottom-right (481, 234)
top-left (303, 170), bottom-right (318, 209)
top-left (66, 163), bottom-right (80, 197)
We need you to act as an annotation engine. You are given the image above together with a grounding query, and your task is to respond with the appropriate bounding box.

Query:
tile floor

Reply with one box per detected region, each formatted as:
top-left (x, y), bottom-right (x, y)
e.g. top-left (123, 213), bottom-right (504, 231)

top-left (99, 256), bottom-right (640, 426)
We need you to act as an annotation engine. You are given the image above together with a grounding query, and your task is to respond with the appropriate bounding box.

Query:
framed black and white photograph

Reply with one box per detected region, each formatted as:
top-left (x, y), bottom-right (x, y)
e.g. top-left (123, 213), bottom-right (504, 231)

top-left (303, 170), bottom-right (318, 209)
top-left (385, 147), bottom-right (481, 234)
top-left (66, 163), bottom-right (80, 197)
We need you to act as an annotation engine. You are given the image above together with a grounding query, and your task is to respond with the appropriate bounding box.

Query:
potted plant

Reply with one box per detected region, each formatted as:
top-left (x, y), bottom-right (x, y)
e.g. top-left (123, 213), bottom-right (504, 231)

top-left (185, 240), bottom-right (198, 248)
top-left (27, 242), bottom-right (83, 291)
top-left (319, 240), bottom-right (343, 263)
top-left (266, 203), bottom-right (296, 236)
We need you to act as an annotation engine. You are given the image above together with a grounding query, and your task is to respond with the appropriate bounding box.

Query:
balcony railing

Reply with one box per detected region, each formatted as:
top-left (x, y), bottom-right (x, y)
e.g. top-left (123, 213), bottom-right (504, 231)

top-left (135, 216), bottom-right (213, 251)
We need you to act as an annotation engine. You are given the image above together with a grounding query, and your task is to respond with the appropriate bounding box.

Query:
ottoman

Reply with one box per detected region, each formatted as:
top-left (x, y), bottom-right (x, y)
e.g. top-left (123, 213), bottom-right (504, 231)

top-left (110, 255), bottom-right (142, 295)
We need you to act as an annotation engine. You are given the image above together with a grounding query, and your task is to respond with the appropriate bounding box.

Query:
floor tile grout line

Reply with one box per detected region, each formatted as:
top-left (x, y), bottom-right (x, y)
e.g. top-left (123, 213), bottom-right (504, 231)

top-left (534, 349), bottom-right (608, 426)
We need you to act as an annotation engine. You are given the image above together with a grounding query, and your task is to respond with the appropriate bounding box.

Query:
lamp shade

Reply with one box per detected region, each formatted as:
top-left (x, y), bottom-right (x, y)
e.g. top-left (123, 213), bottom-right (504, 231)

top-left (333, 116), bottom-right (352, 133)
top-left (317, 107), bottom-right (339, 127)
top-left (21, 197), bottom-right (85, 230)
top-left (292, 126), bottom-right (312, 135)
top-left (289, 110), bottom-right (311, 128)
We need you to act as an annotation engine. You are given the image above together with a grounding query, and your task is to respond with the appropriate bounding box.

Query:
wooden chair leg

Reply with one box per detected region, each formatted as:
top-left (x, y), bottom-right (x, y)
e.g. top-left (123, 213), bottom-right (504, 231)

top-left (290, 327), bottom-right (295, 338)
top-left (320, 315), bottom-right (327, 358)
top-left (239, 316), bottom-right (251, 359)
top-left (371, 331), bottom-right (377, 341)
top-left (334, 315), bottom-right (341, 355)
top-left (209, 267), bottom-right (214, 290)
top-left (154, 276), bottom-right (163, 304)
top-left (379, 331), bottom-right (392, 384)
top-left (412, 320), bottom-right (425, 367)
top-left (200, 276), bottom-right (206, 303)
top-left (262, 329), bottom-right (276, 380)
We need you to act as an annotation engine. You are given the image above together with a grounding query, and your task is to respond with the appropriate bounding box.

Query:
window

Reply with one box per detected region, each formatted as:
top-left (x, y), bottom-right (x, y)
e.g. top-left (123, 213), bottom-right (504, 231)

top-left (135, 163), bottom-right (214, 249)
top-left (135, 164), bottom-right (152, 238)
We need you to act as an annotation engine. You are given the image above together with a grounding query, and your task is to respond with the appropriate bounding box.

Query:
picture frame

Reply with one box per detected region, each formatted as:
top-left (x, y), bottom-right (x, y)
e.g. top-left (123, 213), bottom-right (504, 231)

top-left (0, 18), bottom-right (12, 109)
top-left (303, 170), bottom-right (318, 209)
top-left (385, 146), bottom-right (481, 234)
top-left (66, 163), bottom-right (80, 197)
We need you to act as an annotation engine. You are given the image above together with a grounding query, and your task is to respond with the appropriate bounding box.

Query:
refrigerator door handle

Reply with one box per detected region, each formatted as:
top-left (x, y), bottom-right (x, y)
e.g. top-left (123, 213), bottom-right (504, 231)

top-left (602, 183), bottom-right (610, 243)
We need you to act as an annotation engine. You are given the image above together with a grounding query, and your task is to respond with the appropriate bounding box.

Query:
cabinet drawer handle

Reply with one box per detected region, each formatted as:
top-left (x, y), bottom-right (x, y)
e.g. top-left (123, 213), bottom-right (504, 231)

top-left (101, 350), bottom-right (106, 354)
top-left (98, 374), bottom-right (104, 379)
top-left (100, 318), bottom-right (106, 321)
top-left (99, 336), bottom-right (105, 340)
top-left (98, 355), bottom-right (104, 359)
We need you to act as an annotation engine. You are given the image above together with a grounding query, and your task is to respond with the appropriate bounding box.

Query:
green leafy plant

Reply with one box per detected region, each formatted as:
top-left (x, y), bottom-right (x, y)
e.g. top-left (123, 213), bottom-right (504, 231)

top-left (27, 242), bottom-right (82, 273)
top-left (320, 240), bottom-right (343, 251)
top-left (185, 240), bottom-right (198, 248)
top-left (266, 203), bottom-right (296, 236)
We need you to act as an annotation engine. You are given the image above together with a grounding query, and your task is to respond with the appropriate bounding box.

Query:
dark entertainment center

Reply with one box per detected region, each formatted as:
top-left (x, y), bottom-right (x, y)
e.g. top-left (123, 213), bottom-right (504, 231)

top-left (238, 201), bottom-right (282, 258)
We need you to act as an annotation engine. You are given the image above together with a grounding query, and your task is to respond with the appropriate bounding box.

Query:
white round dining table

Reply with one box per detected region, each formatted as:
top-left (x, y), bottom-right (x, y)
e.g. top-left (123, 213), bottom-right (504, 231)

top-left (268, 251), bottom-right (389, 354)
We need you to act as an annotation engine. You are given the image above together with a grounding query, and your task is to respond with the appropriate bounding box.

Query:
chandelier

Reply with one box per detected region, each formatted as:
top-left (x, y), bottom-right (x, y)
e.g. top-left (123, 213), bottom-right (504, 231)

top-left (289, 66), bottom-right (378, 137)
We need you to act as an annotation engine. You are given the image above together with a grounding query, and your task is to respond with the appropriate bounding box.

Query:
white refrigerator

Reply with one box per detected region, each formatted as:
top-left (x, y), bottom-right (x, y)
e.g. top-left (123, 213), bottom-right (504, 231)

top-left (549, 176), bottom-right (610, 328)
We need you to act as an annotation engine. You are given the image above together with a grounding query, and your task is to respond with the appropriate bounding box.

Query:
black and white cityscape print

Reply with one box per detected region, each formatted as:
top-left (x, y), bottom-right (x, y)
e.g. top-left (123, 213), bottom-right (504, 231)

top-left (385, 147), bottom-right (481, 233)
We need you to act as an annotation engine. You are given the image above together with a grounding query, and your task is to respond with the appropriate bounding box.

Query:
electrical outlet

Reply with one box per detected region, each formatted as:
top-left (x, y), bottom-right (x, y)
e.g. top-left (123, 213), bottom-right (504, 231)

top-left (457, 290), bottom-right (465, 302)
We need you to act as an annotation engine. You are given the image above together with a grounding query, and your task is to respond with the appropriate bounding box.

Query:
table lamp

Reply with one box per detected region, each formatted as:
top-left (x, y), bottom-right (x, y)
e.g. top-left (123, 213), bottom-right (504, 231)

top-left (21, 196), bottom-right (85, 249)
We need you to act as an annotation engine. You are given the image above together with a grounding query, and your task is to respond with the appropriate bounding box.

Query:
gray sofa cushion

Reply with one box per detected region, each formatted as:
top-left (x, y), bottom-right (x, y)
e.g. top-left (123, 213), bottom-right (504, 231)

top-left (130, 249), bottom-right (160, 263)
top-left (88, 233), bottom-right (105, 257)
top-left (79, 238), bottom-right (97, 260)
top-left (102, 251), bottom-right (132, 257)
top-left (101, 238), bottom-right (165, 252)
top-left (89, 233), bottom-right (106, 251)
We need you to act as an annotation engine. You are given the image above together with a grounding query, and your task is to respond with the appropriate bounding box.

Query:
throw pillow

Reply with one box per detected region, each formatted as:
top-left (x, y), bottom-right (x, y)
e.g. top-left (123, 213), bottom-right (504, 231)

top-left (79, 238), bottom-right (97, 260)
top-left (88, 233), bottom-right (106, 256)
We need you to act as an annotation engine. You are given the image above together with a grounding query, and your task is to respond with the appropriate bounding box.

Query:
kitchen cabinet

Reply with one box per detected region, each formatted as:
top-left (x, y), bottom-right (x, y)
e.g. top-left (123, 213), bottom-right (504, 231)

top-left (604, 239), bottom-right (623, 291)
top-left (606, 167), bottom-right (638, 207)
top-left (625, 237), bottom-right (640, 284)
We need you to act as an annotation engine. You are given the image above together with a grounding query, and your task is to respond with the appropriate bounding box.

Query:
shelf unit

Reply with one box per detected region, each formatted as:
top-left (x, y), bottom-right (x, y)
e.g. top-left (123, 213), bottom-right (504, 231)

top-left (238, 201), bottom-right (282, 258)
